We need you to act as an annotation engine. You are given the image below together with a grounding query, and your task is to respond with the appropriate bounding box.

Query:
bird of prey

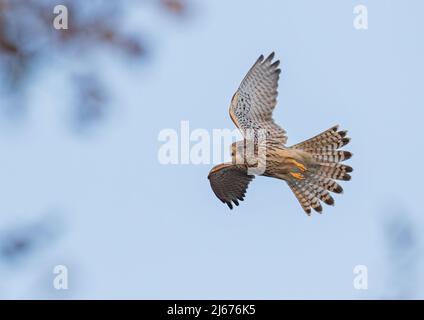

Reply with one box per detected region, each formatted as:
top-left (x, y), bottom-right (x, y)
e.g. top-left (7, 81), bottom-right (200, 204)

top-left (208, 52), bottom-right (352, 214)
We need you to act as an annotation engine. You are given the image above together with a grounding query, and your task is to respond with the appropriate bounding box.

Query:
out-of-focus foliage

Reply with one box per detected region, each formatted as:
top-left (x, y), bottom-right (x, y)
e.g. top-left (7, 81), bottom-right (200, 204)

top-left (0, 0), bottom-right (189, 128)
top-left (0, 213), bottom-right (64, 266)
top-left (0, 212), bottom-right (69, 299)
top-left (382, 209), bottom-right (420, 299)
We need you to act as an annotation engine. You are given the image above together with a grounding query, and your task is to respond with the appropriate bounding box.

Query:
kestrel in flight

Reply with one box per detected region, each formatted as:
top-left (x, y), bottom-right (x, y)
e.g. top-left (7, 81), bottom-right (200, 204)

top-left (208, 52), bottom-right (353, 214)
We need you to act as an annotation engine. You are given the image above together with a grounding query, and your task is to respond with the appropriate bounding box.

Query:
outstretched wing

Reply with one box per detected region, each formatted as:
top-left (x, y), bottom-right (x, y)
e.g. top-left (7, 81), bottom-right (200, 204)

top-left (229, 52), bottom-right (287, 144)
top-left (208, 163), bottom-right (255, 209)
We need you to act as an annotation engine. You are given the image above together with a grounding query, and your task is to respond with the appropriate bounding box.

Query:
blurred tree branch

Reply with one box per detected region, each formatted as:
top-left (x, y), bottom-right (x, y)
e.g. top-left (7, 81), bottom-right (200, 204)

top-left (0, 0), bottom-right (190, 129)
top-left (382, 208), bottom-right (420, 299)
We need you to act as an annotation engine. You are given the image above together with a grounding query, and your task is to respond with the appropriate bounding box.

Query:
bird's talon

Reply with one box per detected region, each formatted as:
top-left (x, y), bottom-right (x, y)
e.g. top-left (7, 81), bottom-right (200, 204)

top-left (290, 172), bottom-right (305, 180)
top-left (288, 159), bottom-right (306, 172)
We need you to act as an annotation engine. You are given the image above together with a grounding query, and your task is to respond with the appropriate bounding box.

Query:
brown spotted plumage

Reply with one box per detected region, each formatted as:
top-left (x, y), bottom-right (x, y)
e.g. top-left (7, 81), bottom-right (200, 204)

top-left (208, 52), bottom-right (353, 214)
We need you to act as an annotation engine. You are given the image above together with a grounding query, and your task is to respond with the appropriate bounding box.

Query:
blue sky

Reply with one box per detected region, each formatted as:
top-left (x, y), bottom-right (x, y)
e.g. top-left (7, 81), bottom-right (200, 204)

top-left (0, 0), bottom-right (423, 299)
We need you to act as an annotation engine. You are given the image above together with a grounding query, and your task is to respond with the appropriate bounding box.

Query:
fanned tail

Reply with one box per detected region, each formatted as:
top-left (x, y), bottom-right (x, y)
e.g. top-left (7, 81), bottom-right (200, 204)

top-left (288, 125), bottom-right (353, 215)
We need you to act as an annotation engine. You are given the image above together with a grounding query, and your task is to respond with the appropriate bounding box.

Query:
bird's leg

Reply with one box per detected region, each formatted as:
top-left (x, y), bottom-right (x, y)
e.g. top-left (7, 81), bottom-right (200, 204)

top-left (287, 159), bottom-right (307, 172)
top-left (287, 158), bottom-right (307, 180)
top-left (289, 172), bottom-right (305, 180)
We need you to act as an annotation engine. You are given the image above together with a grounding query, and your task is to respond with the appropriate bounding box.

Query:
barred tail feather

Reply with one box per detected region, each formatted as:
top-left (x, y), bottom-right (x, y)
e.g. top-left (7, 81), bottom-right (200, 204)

top-left (315, 162), bottom-right (353, 181)
top-left (288, 125), bottom-right (352, 214)
top-left (309, 175), bottom-right (344, 194)
top-left (288, 183), bottom-right (312, 215)
top-left (291, 125), bottom-right (350, 152)
top-left (288, 182), bottom-right (322, 214)
top-left (311, 150), bottom-right (352, 163)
